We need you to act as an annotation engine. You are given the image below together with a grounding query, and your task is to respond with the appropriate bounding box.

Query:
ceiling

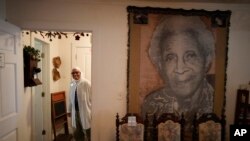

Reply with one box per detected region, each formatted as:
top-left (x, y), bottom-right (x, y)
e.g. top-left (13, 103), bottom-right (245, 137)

top-left (132, 0), bottom-right (250, 4)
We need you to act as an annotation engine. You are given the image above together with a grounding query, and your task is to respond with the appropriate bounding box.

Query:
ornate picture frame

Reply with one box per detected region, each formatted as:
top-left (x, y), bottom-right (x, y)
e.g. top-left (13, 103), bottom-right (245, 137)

top-left (126, 6), bottom-right (231, 138)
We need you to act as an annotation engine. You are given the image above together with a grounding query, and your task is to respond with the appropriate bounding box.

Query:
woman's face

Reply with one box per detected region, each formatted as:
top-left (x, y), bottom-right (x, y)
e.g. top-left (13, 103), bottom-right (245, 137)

top-left (71, 69), bottom-right (81, 81)
top-left (161, 33), bottom-right (206, 98)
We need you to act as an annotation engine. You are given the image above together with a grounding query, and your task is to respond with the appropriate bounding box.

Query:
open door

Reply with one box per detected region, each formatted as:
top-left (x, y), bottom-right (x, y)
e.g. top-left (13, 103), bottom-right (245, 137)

top-left (32, 39), bottom-right (51, 141)
top-left (0, 20), bottom-right (23, 141)
top-left (71, 42), bottom-right (92, 82)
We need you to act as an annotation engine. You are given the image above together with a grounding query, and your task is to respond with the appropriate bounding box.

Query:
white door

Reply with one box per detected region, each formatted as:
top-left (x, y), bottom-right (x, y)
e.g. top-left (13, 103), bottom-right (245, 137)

top-left (31, 36), bottom-right (51, 141)
top-left (71, 45), bottom-right (91, 82)
top-left (33, 39), bottom-right (50, 141)
top-left (33, 40), bottom-right (44, 141)
top-left (0, 20), bottom-right (23, 141)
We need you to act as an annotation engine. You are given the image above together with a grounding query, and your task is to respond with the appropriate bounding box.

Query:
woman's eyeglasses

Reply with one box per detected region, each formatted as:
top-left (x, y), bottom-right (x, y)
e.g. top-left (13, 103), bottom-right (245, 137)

top-left (71, 71), bottom-right (80, 75)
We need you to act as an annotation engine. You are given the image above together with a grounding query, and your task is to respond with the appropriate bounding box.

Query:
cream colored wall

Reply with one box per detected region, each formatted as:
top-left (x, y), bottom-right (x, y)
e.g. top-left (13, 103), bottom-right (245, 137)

top-left (226, 7), bottom-right (250, 140)
top-left (6, 1), bottom-right (250, 141)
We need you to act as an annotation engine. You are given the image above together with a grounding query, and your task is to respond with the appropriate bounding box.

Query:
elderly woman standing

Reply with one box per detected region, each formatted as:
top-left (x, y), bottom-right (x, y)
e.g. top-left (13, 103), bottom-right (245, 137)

top-left (68, 67), bottom-right (91, 141)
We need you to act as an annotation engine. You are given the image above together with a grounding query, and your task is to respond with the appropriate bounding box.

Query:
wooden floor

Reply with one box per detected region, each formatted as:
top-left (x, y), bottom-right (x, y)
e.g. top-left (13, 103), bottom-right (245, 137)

top-left (54, 134), bottom-right (73, 141)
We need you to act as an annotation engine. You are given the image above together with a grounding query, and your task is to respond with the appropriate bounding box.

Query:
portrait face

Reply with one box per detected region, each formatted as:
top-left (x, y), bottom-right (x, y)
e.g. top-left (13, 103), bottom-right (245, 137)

top-left (161, 33), bottom-right (207, 98)
top-left (71, 69), bottom-right (81, 81)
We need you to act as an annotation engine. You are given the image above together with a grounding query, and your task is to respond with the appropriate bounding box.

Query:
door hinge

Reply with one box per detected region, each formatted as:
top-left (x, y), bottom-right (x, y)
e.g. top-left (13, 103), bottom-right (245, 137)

top-left (41, 92), bottom-right (45, 97)
top-left (42, 129), bottom-right (46, 135)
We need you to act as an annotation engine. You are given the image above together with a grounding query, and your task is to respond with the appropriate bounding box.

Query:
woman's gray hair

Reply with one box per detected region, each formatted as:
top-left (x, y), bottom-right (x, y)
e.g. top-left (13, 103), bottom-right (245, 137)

top-left (72, 66), bottom-right (82, 73)
top-left (149, 15), bottom-right (215, 72)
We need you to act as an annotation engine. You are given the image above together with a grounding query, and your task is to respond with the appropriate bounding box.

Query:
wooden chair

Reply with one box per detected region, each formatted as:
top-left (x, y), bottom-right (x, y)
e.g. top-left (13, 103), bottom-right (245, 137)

top-left (153, 113), bottom-right (185, 141)
top-left (193, 113), bottom-right (225, 141)
top-left (51, 91), bottom-right (73, 141)
top-left (116, 113), bottom-right (148, 141)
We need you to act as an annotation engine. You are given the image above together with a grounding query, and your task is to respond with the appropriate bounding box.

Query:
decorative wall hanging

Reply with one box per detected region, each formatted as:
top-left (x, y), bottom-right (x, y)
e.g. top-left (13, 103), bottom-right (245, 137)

top-left (23, 31), bottom-right (90, 41)
top-left (23, 45), bottom-right (42, 87)
top-left (52, 56), bottom-right (61, 81)
top-left (126, 6), bottom-right (231, 140)
top-left (52, 68), bottom-right (60, 81)
top-left (53, 56), bottom-right (61, 69)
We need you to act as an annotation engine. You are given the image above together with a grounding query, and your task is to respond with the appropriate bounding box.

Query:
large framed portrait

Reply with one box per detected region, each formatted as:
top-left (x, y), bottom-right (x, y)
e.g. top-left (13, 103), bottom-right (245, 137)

top-left (126, 6), bottom-right (231, 138)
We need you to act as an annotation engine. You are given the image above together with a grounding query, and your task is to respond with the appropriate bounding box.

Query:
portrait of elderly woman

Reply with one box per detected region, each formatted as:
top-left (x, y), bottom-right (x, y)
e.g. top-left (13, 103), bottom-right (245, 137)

top-left (141, 15), bottom-right (215, 126)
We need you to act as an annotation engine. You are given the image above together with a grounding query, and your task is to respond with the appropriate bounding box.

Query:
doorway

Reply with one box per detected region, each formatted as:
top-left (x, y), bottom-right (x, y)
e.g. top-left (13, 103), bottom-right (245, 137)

top-left (22, 30), bottom-right (92, 141)
top-left (33, 39), bottom-right (50, 141)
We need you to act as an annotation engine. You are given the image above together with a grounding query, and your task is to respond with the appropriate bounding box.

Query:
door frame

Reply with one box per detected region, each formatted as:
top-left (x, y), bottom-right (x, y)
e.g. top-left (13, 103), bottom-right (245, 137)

top-left (31, 37), bottom-right (51, 141)
top-left (21, 30), bottom-right (92, 141)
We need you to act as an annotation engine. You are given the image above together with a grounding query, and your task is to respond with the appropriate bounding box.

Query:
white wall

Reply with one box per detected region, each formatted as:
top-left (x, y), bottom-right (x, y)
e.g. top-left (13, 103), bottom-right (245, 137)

top-left (6, 1), bottom-right (250, 141)
top-left (226, 7), bottom-right (250, 140)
